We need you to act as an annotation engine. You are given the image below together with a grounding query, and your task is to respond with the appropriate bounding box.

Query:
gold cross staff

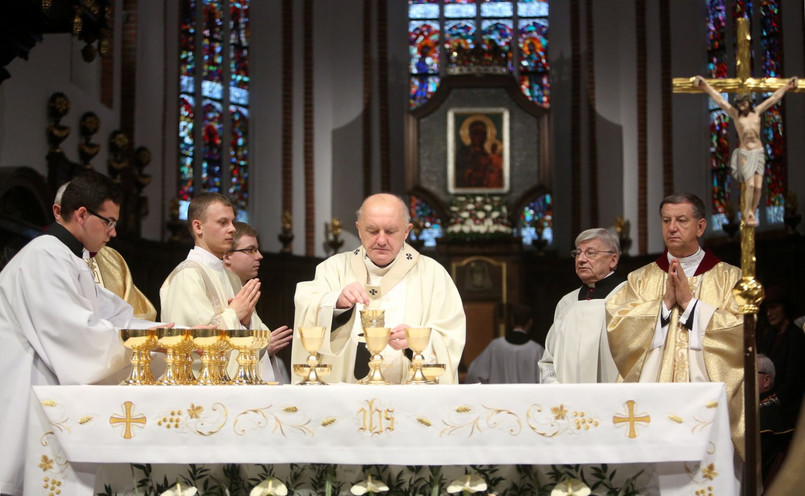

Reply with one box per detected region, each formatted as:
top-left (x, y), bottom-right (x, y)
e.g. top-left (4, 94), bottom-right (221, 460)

top-left (673, 19), bottom-right (803, 97)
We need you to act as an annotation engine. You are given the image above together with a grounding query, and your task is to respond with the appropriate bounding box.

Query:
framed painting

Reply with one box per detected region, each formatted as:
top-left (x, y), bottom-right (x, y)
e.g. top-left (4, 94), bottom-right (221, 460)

top-left (447, 107), bottom-right (510, 194)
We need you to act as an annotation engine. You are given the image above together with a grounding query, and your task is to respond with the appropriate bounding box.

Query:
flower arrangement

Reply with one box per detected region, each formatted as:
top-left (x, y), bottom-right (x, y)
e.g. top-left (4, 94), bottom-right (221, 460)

top-left (446, 195), bottom-right (513, 241)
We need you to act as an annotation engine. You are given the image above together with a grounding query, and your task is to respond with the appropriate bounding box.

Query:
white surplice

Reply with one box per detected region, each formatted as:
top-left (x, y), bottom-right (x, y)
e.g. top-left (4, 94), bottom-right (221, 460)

top-left (539, 277), bottom-right (625, 384)
top-left (465, 332), bottom-right (544, 384)
top-left (0, 227), bottom-right (156, 496)
top-left (159, 246), bottom-right (283, 382)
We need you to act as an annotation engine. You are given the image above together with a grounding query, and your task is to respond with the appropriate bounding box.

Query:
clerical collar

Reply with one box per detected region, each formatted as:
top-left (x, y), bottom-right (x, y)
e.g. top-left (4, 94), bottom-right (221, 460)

top-left (45, 222), bottom-right (84, 258)
top-left (505, 328), bottom-right (531, 345)
top-left (577, 272), bottom-right (625, 301)
top-left (654, 247), bottom-right (720, 276)
top-left (189, 246), bottom-right (226, 271)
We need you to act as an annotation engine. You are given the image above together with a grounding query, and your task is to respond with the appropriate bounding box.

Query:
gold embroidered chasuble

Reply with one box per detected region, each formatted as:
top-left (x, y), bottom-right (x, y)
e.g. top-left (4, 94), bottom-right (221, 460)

top-left (606, 253), bottom-right (745, 460)
top-left (292, 244), bottom-right (466, 384)
top-left (93, 246), bottom-right (157, 321)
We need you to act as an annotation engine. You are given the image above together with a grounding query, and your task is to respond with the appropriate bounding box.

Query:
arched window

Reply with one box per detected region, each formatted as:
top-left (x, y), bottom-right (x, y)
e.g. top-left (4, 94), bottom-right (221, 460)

top-left (178, 0), bottom-right (250, 221)
top-left (408, 0), bottom-right (550, 109)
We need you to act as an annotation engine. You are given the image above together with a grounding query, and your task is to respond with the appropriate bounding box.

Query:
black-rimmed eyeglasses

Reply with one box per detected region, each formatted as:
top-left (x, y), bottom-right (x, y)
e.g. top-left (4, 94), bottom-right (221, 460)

top-left (570, 248), bottom-right (616, 259)
top-left (86, 208), bottom-right (117, 231)
top-left (230, 247), bottom-right (261, 257)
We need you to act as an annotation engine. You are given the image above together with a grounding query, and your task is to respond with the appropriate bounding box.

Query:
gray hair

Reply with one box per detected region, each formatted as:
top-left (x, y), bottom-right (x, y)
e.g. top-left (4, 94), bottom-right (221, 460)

top-left (355, 193), bottom-right (411, 224)
top-left (575, 228), bottom-right (621, 256)
top-left (757, 353), bottom-right (776, 386)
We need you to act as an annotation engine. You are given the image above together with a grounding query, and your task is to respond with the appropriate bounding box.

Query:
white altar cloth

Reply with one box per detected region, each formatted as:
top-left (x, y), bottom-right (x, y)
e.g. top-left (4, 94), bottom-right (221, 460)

top-left (25, 383), bottom-right (737, 494)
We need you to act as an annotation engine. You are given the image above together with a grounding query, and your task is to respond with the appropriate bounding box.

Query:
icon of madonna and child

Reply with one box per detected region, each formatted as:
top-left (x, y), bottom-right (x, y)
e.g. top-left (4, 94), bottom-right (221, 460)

top-left (448, 109), bottom-right (510, 194)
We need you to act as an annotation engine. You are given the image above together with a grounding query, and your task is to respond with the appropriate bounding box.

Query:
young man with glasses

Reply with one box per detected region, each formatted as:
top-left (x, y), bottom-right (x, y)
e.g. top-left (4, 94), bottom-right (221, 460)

top-left (223, 222), bottom-right (293, 383)
top-left (0, 171), bottom-right (165, 496)
top-left (539, 228), bottom-right (625, 384)
top-left (606, 192), bottom-right (744, 460)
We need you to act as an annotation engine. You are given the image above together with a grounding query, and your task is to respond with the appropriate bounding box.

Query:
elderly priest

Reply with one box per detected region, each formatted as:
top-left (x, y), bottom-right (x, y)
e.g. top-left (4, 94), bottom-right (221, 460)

top-left (293, 193), bottom-right (466, 384)
top-left (0, 172), bottom-right (162, 496)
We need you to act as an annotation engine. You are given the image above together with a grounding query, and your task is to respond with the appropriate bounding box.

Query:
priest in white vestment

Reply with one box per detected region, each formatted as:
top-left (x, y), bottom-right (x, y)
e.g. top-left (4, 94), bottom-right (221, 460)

top-left (539, 228), bottom-right (625, 384)
top-left (0, 172), bottom-right (160, 496)
top-left (223, 221), bottom-right (293, 383)
top-left (160, 193), bottom-right (284, 382)
top-left (293, 193), bottom-right (466, 384)
top-left (466, 304), bottom-right (544, 384)
top-left (606, 193), bottom-right (745, 460)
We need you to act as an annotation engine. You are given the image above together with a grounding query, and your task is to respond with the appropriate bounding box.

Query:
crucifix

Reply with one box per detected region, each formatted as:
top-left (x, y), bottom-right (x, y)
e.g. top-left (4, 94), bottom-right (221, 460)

top-left (673, 17), bottom-right (802, 495)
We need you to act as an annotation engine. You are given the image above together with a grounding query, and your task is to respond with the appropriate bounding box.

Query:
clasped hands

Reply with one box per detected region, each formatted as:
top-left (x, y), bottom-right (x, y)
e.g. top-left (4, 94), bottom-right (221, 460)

top-left (337, 281), bottom-right (409, 351)
top-left (663, 259), bottom-right (693, 311)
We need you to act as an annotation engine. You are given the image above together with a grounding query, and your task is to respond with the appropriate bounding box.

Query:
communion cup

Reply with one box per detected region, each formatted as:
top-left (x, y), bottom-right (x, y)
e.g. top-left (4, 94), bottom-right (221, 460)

top-left (119, 328), bottom-right (157, 385)
top-left (362, 326), bottom-right (391, 385)
top-left (156, 328), bottom-right (189, 385)
top-left (294, 326), bottom-right (330, 385)
top-left (191, 328), bottom-right (224, 385)
top-left (248, 329), bottom-right (271, 384)
top-left (404, 327), bottom-right (431, 384)
top-left (359, 309), bottom-right (385, 329)
top-left (421, 363), bottom-right (446, 384)
top-left (226, 329), bottom-right (258, 385)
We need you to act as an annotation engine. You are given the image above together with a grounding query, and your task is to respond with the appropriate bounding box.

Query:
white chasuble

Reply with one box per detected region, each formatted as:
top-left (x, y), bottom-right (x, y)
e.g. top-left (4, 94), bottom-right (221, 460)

top-left (293, 244), bottom-right (465, 384)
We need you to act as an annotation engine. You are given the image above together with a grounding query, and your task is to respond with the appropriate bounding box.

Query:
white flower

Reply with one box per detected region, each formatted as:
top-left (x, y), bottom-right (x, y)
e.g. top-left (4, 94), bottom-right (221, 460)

top-left (476, 211), bottom-right (486, 219)
top-left (446, 474), bottom-right (487, 494)
top-left (160, 483), bottom-right (198, 496)
top-left (551, 478), bottom-right (591, 496)
top-left (250, 478), bottom-right (288, 496)
top-left (350, 474), bottom-right (389, 495)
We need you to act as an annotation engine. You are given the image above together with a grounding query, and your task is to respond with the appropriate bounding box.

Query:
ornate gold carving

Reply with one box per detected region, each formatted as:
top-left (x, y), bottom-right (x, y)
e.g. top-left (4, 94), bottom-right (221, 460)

top-left (109, 401), bottom-right (146, 440)
top-left (612, 400), bottom-right (650, 439)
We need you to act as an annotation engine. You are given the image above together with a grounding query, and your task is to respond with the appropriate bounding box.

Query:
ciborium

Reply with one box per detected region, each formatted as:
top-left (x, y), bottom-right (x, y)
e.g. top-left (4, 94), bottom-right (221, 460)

top-left (404, 327), bottom-right (431, 384)
top-left (293, 326), bottom-right (331, 385)
top-left (119, 328), bottom-right (157, 385)
top-left (156, 328), bottom-right (190, 385)
top-left (191, 328), bottom-right (225, 385)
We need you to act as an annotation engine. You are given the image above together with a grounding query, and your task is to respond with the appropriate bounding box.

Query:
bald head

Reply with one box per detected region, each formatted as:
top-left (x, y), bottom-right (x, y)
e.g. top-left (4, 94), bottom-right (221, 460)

top-left (355, 193), bottom-right (413, 267)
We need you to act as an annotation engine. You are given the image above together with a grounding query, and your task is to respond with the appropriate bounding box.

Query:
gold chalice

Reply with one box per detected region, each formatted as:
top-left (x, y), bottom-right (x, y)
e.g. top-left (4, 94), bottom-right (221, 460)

top-left (421, 363), bottom-right (446, 384)
top-left (404, 327), bottom-right (431, 384)
top-left (119, 328), bottom-right (157, 385)
top-left (226, 329), bottom-right (260, 385)
top-left (362, 326), bottom-right (391, 385)
top-left (293, 326), bottom-right (331, 385)
top-left (191, 328), bottom-right (225, 385)
top-left (156, 328), bottom-right (189, 385)
top-left (248, 328), bottom-right (271, 384)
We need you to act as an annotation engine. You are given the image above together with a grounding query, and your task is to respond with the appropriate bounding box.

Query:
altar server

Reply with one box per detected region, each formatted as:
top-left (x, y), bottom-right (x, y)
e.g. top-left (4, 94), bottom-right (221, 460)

top-left (293, 193), bottom-right (466, 384)
top-left (539, 228), bottom-right (624, 384)
top-left (160, 193), bottom-right (283, 382)
top-left (0, 171), bottom-right (160, 496)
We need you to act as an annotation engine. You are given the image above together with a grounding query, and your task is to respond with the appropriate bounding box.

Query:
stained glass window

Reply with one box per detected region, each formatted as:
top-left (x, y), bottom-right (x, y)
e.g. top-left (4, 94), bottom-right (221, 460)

top-left (178, 0), bottom-right (250, 221)
top-left (519, 193), bottom-right (553, 246)
top-left (758, 0), bottom-right (786, 224)
top-left (705, 0), bottom-right (732, 231)
top-left (409, 195), bottom-right (443, 247)
top-left (408, 0), bottom-right (550, 108)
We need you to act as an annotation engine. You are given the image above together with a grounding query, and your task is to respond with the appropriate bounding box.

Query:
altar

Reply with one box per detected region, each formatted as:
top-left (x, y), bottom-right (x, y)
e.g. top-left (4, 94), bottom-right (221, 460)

top-left (26, 383), bottom-right (738, 495)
